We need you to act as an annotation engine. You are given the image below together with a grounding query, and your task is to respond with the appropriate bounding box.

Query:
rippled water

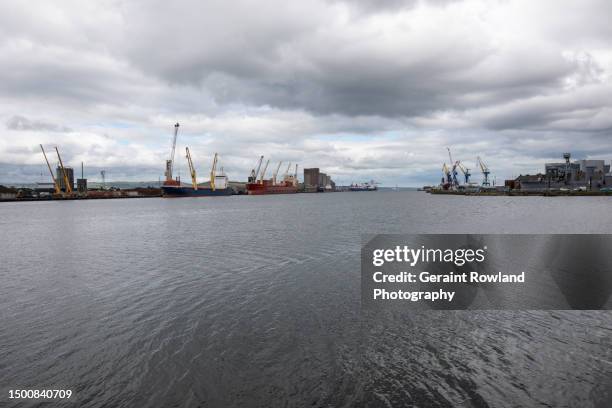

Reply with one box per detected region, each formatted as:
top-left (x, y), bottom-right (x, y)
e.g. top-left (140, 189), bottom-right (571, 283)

top-left (1, 192), bottom-right (610, 407)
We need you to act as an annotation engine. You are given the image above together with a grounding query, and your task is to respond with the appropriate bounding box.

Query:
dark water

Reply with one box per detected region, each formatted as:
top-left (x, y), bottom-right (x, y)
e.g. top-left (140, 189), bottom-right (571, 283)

top-left (1, 192), bottom-right (610, 407)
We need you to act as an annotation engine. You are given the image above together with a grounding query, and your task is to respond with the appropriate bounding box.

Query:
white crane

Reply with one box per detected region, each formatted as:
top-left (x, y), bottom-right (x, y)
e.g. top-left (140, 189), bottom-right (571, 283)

top-left (273, 161), bottom-right (283, 185)
top-left (165, 123), bottom-right (180, 182)
top-left (259, 160), bottom-right (270, 183)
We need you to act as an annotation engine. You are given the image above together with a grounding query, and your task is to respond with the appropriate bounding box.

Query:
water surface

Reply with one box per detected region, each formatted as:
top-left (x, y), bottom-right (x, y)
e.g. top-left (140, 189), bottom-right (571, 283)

top-left (1, 192), bottom-right (610, 407)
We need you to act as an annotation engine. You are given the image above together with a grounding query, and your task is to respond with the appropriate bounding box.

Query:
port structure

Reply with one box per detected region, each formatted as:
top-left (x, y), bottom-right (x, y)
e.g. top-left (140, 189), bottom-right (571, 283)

top-left (40, 144), bottom-right (62, 196)
top-left (210, 153), bottom-right (218, 191)
top-left (55, 147), bottom-right (73, 195)
top-left (446, 147), bottom-right (460, 188)
top-left (477, 156), bottom-right (491, 186)
top-left (440, 149), bottom-right (491, 191)
top-left (457, 161), bottom-right (471, 184)
top-left (442, 163), bottom-right (452, 187)
top-left (249, 156), bottom-right (264, 183)
top-left (185, 147), bottom-right (198, 190)
top-left (283, 162), bottom-right (292, 180)
top-left (272, 161), bottom-right (283, 185)
top-left (259, 159), bottom-right (270, 184)
top-left (164, 123), bottom-right (180, 185)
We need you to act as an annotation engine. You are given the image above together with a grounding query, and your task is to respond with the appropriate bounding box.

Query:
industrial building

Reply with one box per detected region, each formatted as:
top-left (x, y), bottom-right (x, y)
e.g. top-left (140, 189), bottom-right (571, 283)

top-left (56, 166), bottom-right (74, 192)
top-left (304, 168), bottom-right (335, 192)
top-left (512, 153), bottom-right (612, 192)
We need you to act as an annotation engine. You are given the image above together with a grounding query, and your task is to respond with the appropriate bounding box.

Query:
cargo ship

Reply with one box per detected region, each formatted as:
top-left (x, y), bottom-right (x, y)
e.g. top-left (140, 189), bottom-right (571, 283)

top-left (161, 174), bottom-right (233, 197)
top-left (161, 123), bottom-right (233, 197)
top-left (245, 156), bottom-right (299, 195)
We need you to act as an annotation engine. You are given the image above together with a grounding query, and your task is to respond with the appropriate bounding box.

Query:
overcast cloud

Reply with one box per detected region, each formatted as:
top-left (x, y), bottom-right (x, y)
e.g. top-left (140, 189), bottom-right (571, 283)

top-left (1, 0), bottom-right (611, 186)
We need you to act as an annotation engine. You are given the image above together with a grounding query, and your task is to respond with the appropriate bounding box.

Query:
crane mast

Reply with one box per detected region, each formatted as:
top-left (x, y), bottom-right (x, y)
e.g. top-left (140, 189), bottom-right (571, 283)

top-left (273, 161), bottom-right (282, 185)
top-left (259, 160), bottom-right (270, 183)
top-left (457, 161), bottom-right (471, 184)
top-left (185, 147), bottom-right (198, 190)
top-left (55, 147), bottom-right (72, 194)
top-left (165, 123), bottom-right (180, 182)
top-left (477, 156), bottom-right (491, 186)
top-left (210, 153), bottom-right (218, 191)
top-left (284, 162), bottom-right (291, 178)
top-left (40, 144), bottom-right (61, 195)
top-left (250, 155), bottom-right (264, 183)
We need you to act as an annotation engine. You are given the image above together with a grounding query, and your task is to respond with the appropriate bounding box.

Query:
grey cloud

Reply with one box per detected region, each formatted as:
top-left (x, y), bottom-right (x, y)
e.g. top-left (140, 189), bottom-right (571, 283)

top-left (0, 0), bottom-right (611, 186)
top-left (6, 115), bottom-right (72, 132)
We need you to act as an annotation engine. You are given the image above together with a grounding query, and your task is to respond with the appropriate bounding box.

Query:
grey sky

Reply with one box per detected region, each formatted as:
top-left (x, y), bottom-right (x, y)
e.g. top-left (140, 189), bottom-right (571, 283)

top-left (0, 0), bottom-right (611, 186)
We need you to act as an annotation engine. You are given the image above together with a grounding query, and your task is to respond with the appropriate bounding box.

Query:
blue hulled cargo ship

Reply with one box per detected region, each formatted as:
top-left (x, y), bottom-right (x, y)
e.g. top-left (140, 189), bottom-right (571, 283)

top-left (161, 122), bottom-right (233, 198)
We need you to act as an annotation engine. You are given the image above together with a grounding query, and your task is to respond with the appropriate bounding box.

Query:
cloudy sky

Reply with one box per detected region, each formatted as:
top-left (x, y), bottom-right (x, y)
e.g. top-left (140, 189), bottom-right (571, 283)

top-left (1, 0), bottom-right (611, 186)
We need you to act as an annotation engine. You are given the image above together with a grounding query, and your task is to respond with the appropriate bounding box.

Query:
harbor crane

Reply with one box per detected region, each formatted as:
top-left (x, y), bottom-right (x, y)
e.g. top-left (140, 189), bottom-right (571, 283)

top-left (185, 147), bottom-right (198, 190)
top-left (284, 162), bottom-right (292, 178)
top-left (210, 153), bottom-right (219, 191)
top-left (442, 163), bottom-right (452, 185)
top-left (477, 156), bottom-right (491, 186)
top-left (249, 155), bottom-right (264, 183)
top-left (273, 161), bottom-right (283, 185)
top-left (447, 147), bottom-right (459, 187)
top-left (259, 159), bottom-right (270, 183)
top-left (39, 144), bottom-right (62, 195)
top-left (457, 161), bottom-right (471, 184)
top-left (55, 147), bottom-right (72, 194)
top-left (165, 123), bottom-right (180, 182)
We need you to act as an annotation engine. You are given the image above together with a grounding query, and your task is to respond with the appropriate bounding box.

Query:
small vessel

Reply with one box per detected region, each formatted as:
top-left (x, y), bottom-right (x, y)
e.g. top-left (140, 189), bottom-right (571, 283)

top-left (161, 123), bottom-right (233, 197)
top-left (245, 157), bottom-right (298, 195)
top-left (349, 181), bottom-right (378, 191)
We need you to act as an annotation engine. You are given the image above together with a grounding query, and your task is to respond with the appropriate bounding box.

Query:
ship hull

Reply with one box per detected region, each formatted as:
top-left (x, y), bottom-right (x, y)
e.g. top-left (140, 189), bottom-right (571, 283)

top-left (349, 187), bottom-right (378, 191)
top-left (246, 182), bottom-right (297, 195)
top-left (162, 185), bottom-right (233, 197)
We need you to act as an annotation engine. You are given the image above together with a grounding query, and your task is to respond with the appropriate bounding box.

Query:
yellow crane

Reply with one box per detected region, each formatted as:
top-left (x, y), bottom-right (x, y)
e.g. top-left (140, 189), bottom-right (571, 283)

top-left (40, 144), bottom-right (62, 196)
top-left (210, 153), bottom-right (218, 191)
top-left (55, 146), bottom-right (72, 194)
top-left (185, 147), bottom-right (198, 190)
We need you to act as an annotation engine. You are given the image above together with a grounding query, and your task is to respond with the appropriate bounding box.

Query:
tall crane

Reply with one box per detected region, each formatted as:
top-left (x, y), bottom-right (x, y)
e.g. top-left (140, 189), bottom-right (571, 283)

top-left (39, 144), bottom-right (61, 195)
top-left (165, 123), bottom-right (180, 182)
top-left (457, 161), bottom-right (471, 184)
top-left (210, 153), bottom-right (218, 191)
top-left (447, 147), bottom-right (460, 187)
top-left (284, 162), bottom-right (292, 178)
top-left (55, 147), bottom-right (72, 194)
top-left (249, 155), bottom-right (264, 183)
top-left (185, 147), bottom-right (198, 190)
top-left (477, 156), bottom-right (490, 186)
top-left (259, 160), bottom-right (270, 183)
top-left (273, 161), bottom-right (283, 185)
top-left (442, 163), bottom-right (452, 184)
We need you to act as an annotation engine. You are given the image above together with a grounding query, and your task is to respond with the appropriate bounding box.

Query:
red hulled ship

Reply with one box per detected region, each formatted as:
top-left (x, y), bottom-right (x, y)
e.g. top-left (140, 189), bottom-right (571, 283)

top-left (246, 157), bottom-right (299, 195)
